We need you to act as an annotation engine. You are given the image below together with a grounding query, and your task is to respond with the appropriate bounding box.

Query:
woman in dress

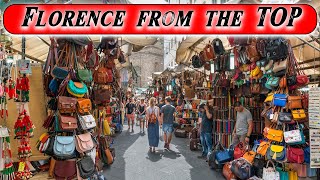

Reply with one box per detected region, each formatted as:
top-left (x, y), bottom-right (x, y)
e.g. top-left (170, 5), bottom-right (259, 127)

top-left (146, 97), bottom-right (160, 153)
top-left (138, 99), bottom-right (147, 134)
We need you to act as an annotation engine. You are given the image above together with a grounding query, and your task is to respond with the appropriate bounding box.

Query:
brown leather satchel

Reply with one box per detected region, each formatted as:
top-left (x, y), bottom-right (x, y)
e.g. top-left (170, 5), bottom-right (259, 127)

top-left (223, 162), bottom-right (237, 180)
top-left (54, 159), bottom-right (76, 180)
top-left (93, 66), bottom-right (113, 84)
top-left (251, 83), bottom-right (261, 94)
top-left (94, 89), bottom-right (111, 104)
top-left (288, 96), bottom-right (302, 109)
top-left (184, 86), bottom-right (195, 99)
top-left (58, 96), bottom-right (77, 114)
top-left (105, 148), bottom-right (114, 165)
top-left (204, 44), bottom-right (215, 61)
top-left (77, 98), bottom-right (92, 114)
top-left (48, 158), bottom-right (56, 178)
top-left (279, 76), bottom-right (287, 88)
top-left (59, 114), bottom-right (77, 130)
top-left (246, 38), bottom-right (261, 62)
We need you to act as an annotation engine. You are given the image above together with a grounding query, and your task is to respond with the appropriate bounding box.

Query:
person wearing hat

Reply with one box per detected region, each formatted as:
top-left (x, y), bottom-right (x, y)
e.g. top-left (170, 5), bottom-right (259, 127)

top-left (232, 102), bottom-right (253, 145)
top-left (198, 103), bottom-right (214, 160)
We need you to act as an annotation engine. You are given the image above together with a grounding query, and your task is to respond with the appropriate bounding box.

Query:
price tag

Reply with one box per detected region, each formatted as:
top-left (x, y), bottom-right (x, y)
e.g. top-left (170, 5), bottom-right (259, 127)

top-left (216, 41), bottom-right (219, 46)
top-left (270, 114), bottom-right (274, 119)
top-left (18, 162), bottom-right (25, 172)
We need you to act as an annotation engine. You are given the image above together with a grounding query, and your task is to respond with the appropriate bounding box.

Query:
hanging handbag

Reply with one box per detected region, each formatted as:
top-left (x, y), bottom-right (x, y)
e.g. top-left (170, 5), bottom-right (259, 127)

top-left (77, 156), bottom-right (96, 179)
top-left (278, 112), bottom-right (293, 123)
top-left (304, 146), bottom-right (310, 164)
top-left (251, 84), bottom-right (261, 94)
top-left (250, 66), bottom-right (261, 77)
top-left (279, 77), bottom-right (287, 88)
top-left (257, 141), bottom-right (270, 156)
top-left (266, 145), bottom-right (286, 161)
top-left (286, 75), bottom-right (296, 86)
top-left (93, 66), bottom-right (113, 84)
top-left (77, 98), bottom-right (92, 114)
top-left (223, 162), bottom-right (237, 180)
top-left (272, 59), bottom-right (287, 73)
top-left (296, 75), bottom-right (309, 87)
top-left (287, 96), bottom-right (302, 109)
top-left (266, 38), bottom-right (288, 61)
top-left (212, 38), bottom-right (225, 55)
top-left (273, 70), bottom-right (286, 77)
top-left (51, 43), bottom-right (70, 80)
top-left (287, 147), bottom-right (304, 163)
top-left (246, 38), bottom-right (261, 62)
top-left (234, 142), bottom-right (248, 159)
top-left (54, 159), bottom-right (77, 180)
top-left (291, 109), bottom-right (306, 120)
top-left (266, 77), bottom-right (280, 89)
top-left (75, 133), bottom-right (95, 154)
top-left (44, 134), bottom-right (55, 156)
top-left (58, 96), bottom-right (77, 114)
top-left (53, 136), bottom-right (76, 159)
top-left (266, 129), bottom-right (283, 142)
top-left (284, 129), bottom-right (303, 144)
top-left (263, 160), bottom-right (280, 180)
top-left (264, 93), bottom-right (274, 103)
top-left (273, 94), bottom-right (287, 107)
top-left (242, 151), bottom-right (256, 164)
top-left (93, 89), bottom-right (111, 104)
top-left (78, 114), bottom-right (96, 130)
top-left (231, 158), bottom-right (253, 180)
top-left (276, 166), bottom-right (289, 180)
top-left (204, 44), bottom-right (215, 61)
top-left (67, 80), bottom-right (88, 98)
top-left (192, 55), bottom-right (203, 68)
top-left (59, 114), bottom-right (77, 131)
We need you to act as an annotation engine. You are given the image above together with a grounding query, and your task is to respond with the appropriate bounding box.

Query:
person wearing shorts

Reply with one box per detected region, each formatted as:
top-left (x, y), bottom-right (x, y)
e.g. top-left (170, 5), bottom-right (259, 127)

top-left (126, 98), bottom-right (136, 132)
top-left (138, 99), bottom-right (146, 133)
top-left (160, 97), bottom-right (176, 150)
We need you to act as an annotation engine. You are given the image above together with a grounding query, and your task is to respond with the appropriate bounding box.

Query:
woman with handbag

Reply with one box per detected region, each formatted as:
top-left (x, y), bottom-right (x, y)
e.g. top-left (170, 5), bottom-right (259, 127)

top-left (146, 97), bottom-right (160, 153)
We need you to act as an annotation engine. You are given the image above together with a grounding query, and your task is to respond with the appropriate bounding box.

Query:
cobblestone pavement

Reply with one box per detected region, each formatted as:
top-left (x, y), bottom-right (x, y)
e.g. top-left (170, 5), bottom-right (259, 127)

top-left (103, 124), bottom-right (225, 180)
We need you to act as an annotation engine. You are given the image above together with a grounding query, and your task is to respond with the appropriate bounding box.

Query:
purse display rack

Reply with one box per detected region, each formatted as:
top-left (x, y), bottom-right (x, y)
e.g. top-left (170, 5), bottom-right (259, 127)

top-left (40, 37), bottom-right (123, 179)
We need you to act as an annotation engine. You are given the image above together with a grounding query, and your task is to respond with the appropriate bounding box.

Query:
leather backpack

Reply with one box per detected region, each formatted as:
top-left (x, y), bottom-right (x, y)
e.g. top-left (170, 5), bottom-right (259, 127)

top-left (192, 54), bottom-right (203, 68)
top-left (204, 44), bottom-right (215, 60)
top-left (266, 38), bottom-right (288, 61)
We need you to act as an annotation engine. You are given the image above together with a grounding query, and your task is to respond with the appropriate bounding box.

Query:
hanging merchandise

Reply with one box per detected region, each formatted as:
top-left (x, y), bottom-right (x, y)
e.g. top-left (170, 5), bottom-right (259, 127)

top-left (15, 74), bottom-right (30, 103)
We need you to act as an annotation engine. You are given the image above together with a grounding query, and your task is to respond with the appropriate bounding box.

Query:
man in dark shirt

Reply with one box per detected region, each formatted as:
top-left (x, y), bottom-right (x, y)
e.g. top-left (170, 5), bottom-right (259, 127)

top-left (126, 98), bottom-right (136, 132)
top-left (198, 104), bottom-right (213, 160)
top-left (160, 97), bottom-right (176, 150)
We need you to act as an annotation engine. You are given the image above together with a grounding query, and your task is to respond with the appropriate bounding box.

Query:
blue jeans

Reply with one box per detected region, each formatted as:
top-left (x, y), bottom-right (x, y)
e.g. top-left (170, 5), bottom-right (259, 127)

top-left (162, 123), bottom-right (174, 134)
top-left (200, 132), bottom-right (213, 158)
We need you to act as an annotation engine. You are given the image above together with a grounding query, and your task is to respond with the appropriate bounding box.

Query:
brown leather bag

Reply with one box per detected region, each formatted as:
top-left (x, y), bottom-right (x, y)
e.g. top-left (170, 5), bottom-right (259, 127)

top-left (94, 67), bottom-right (113, 84)
top-left (54, 159), bottom-right (77, 180)
top-left (246, 38), bottom-right (261, 62)
top-left (77, 98), bottom-right (92, 114)
top-left (94, 89), bottom-right (111, 104)
top-left (223, 162), bottom-right (237, 180)
top-left (288, 96), bottom-right (302, 109)
top-left (204, 44), bottom-right (215, 61)
top-left (279, 76), bottom-right (287, 88)
top-left (48, 158), bottom-right (56, 178)
top-left (59, 114), bottom-right (77, 130)
top-left (184, 86), bottom-right (195, 99)
top-left (251, 83), bottom-right (261, 94)
top-left (58, 96), bottom-right (77, 114)
top-left (105, 148), bottom-right (114, 165)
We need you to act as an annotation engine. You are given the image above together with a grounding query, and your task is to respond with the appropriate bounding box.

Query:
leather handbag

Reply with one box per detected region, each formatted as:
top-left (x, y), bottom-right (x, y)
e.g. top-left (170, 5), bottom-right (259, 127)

top-left (264, 93), bottom-right (274, 103)
top-left (76, 69), bottom-right (92, 83)
top-left (231, 158), bottom-right (253, 180)
top-left (44, 135), bottom-right (55, 156)
top-left (266, 129), bottom-right (283, 142)
top-left (52, 66), bottom-right (69, 80)
top-left (77, 156), bottom-right (96, 179)
top-left (94, 89), bottom-right (111, 104)
top-left (223, 162), bottom-right (237, 180)
top-left (53, 136), bottom-right (76, 159)
top-left (215, 143), bottom-right (232, 164)
top-left (257, 141), bottom-right (270, 156)
top-left (204, 44), bottom-right (215, 61)
top-left (290, 163), bottom-right (307, 178)
top-left (67, 80), bottom-right (88, 98)
top-left (273, 94), bottom-right (287, 107)
top-left (278, 112), bottom-right (293, 123)
top-left (59, 114), bottom-right (77, 131)
top-left (77, 98), bottom-right (92, 114)
top-left (286, 75), bottom-right (296, 86)
top-left (54, 159), bottom-right (76, 180)
top-left (287, 147), bottom-right (304, 163)
top-left (192, 55), bottom-right (203, 68)
top-left (48, 158), bottom-right (56, 178)
top-left (279, 77), bottom-right (287, 88)
top-left (272, 59), bottom-right (287, 73)
top-left (246, 38), bottom-right (261, 62)
top-left (75, 132), bottom-right (95, 153)
top-left (78, 114), bottom-right (96, 130)
top-left (291, 109), bottom-right (306, 120)
top-left (58, 96), bottom-right (77, 114)
top-left (266, 77), bottom-right (280, 89)
top-left (267, 145), bottom-right (286, 161)
top-left (287, 96), bottom-right (302, 109)
top-left (263, 160), bottom-right (280, 180)
top-left (93, 67), bottom-right (113, 84)
top-left (276, 167), bottom-right (289, 180)
top-left (105, 148), bottom-right (114, 165)
top-left (250, 66), bottom-right (261, 77)
top-left (250, 84), bottom-right (260, 94)
top-left (284, 129), bottom-right (303, 144)
top-left (296, 75), bottom-right (309, 87)
top-left (234, 143), bottom-right (248, 159)
top-left (242, 151), bottom-right (256, 164)
top-left (266, 38), bottom-right (288, 61)
top-left (304, 147), bottom-right (310, 164)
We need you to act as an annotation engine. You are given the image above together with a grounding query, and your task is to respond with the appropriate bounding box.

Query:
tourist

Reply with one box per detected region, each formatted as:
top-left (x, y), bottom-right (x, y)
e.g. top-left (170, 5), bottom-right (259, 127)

top-left (198, 103), bottom-right (214, 161)
top-left (138, 98), bottom-right (147, 133)
top-left (126, 98), bottom-right (136, 132)
top-left (232, 102), bottom-right (253, 145)
top-left (160, 97), bottom-right (176, 150)
top-left (146, 97), bottom-right (160, 153)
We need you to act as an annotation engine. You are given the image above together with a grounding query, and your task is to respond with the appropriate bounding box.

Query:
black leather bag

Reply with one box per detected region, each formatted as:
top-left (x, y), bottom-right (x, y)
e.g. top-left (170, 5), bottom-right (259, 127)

top-left (44, 135), bottom-right (55, 156)
top-left (287, 75), bottom-right (297, 86)
top-left (212, 38), bottom-right (225, 55)
top-left (77, 156), bottom-right (96, 179)
top-left (279, 112), bottom-right (293, 123)
top-left (273, 69), bottom-right (286, 77)
top-left (266, 38), bottom-right (288, 61)
top-left (192, 55), bottom-right (203, 68)
top-left (252, 158), bottom-right (265, 178)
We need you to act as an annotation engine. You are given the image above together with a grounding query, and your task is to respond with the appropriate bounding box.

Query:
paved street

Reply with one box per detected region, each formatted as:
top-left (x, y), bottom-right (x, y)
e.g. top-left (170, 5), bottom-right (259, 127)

top-left (103, 124), bottom-right (225, 180)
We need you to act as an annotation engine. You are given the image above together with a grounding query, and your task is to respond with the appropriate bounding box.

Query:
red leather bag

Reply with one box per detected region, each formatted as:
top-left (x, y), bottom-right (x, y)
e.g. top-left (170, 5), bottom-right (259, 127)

top-left (223, 162), bottom-right (237, 180)
top-left (287, 147), bottom-right (304, 163)
top-left (234, 142), bottom-right (248, 159)
top-left (54, 159), bottom-right (76, 179)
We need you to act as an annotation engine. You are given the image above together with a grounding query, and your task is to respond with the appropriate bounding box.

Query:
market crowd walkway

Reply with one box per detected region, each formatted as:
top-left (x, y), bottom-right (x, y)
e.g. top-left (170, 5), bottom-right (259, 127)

top-left (103, 124), bottom-right (224, 180)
